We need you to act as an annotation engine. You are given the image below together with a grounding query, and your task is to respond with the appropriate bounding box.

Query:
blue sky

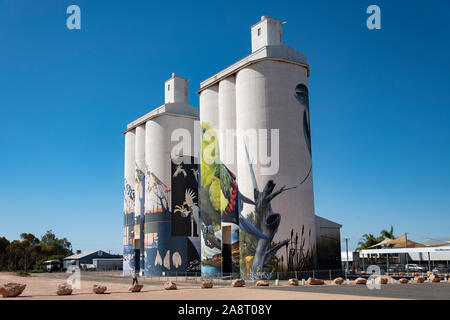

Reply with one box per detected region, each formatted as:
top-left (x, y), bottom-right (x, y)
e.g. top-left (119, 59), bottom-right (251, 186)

top-left (0, 0), bottom-right (449, 254)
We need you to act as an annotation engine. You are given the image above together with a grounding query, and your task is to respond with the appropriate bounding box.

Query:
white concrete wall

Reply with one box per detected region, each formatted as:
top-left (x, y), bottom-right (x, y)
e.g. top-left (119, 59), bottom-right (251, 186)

top-left (135, 125), bottom-right (145, 219)
top-left (145, 115), bottom-right (196, 213)
top-left (235, 60), bottom-right (316, 256)
top-left (124, 130), bottom-right (136, 215)
top-left (199, 85), bottom-right (219, 130)
top-left (251, 16), bottom-right (283, 53)
top-left (165, 76), bottom-right (189, 104)
top-left (218, 76), bottom-right (237, 174)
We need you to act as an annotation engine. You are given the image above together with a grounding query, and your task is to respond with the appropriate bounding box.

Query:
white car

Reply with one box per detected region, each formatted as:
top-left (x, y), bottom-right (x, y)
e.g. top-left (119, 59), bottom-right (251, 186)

top-left (405, 264), bottom-right (426, 272)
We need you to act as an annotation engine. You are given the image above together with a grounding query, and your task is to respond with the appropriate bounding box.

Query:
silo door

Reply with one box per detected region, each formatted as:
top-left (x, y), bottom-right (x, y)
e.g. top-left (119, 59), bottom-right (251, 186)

top-left (222, 226), bottom-right (232, 274)
top-left (134, 249), bottom-right (140, 271)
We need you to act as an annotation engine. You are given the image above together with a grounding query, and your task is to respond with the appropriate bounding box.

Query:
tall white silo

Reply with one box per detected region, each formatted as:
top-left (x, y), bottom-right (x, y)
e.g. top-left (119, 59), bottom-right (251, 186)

top-left (235, 60), bottom-right (316, 275)
top-left (218, 76), bottom-right (237, 172)
top-left (124, 73), bottom-right (199, 276)
top-left (134, 125), bottom-right (146, 273)
top-left (123, 130), bottom-right (136, 275)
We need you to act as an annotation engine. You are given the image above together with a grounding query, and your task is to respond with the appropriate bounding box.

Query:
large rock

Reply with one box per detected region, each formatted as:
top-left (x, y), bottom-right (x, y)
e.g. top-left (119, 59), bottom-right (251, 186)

top-left (332, 277), bottom-right (344, 285)
top-left (93, 284), bottom-right (107, 294)
top-left (354, 277), bottom-right (367, 285)
top-left (306, 277), bottom-right (324, 285)
top-left (398, 278), bottom-right (409, 284)
top-left (164, 281), bottom-right (177, 290)
top-left (0, 283), bottom-right (26, 298)
top-left (56, 283), bottom-right (72, 296)
top-left (256, 280), bottom-right (269, 287)
top-left (232, 279), bottom-right (245, 287)
top-left (375, 276), bottom-right (389, 285)
top-left (414, 276), bottom-right (426, 284)
top-left (288, 278), bottom-right (299, 286)
top-left (201, 281), bottom-right (213, 289)
top-left (429, 274), bottom-right (441, 283)
top-left (128, 284), bottom-right (143, 292)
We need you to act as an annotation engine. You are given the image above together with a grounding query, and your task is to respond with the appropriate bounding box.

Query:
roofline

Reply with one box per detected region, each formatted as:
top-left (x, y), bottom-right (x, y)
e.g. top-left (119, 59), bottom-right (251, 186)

top-left (197, 56), bottom-right (309, 94)
top-left (250, 16), bottom-right (281, 29)
top-left (123, 112), bottom-right (199, 134)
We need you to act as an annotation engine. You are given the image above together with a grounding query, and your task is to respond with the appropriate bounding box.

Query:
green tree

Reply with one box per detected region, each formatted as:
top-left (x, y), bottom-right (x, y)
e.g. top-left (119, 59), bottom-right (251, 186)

top-left (1, 231), bottom-right (72, 272)
top-left (380, 225), bottom-right (395, 241)
top-left (0, 237), bottom-right (10, 270)
top-left (356, 233), bottom-right (378, 250)
top-left (356, 226), bottom-right (396, 251)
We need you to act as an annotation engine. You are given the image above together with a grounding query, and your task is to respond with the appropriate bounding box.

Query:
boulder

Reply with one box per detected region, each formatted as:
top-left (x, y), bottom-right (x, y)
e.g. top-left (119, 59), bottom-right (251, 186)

top-left (93, 284), bottom-right (107, 294)
top-left (375, 276), bottom-right (389, 285)
top-left (56, 283), bottom-right (72, 296)
top-left (414, 276), bottom-right (426, 284)
top-left (128, 284), bottom-right (143, 292)
top-left (306, 277), bottom-right (324, 285)
top-left (354, 277), bottom-right (367, 285)
top-left (256, 280), bottom-right (269, 287)
top-left (288, 278), bottom-right (299, 286)
top-left (0, 283), bottom-right (26, 298)
top-left (332, 277), bottom-right (344, 285)
top-left (164, 281), bottom-right (177, 290)
top-left (201, 281), bottom-right (213, 289)
top-left (398, 278), bottom-right (409, 284)
top-left (232, 279), bottom-right (245, 287)
top-left (429, 273), bottom-right (441, 283)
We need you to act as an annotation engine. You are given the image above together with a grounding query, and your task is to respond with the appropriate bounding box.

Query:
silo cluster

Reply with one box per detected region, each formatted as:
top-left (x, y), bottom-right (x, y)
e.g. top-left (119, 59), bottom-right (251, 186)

top-left (124, 16), bottom-right (343, 278)
top-left (123, 74), bottom-right (199, 276)
top-left (198, 16), bottom-right (317, 278)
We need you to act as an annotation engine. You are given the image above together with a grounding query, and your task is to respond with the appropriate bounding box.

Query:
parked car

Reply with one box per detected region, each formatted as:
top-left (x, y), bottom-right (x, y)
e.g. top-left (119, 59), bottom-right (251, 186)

top-left (387, 265), bottom-right (403, 273)
top-left (42, 260), bottom-right (62, 272)
top-left (405, 264), bottom-right (426, 272)
top-left (80, 263), bottom-right (96, 271)
top-left (432, 266), bottom-right (449, 274)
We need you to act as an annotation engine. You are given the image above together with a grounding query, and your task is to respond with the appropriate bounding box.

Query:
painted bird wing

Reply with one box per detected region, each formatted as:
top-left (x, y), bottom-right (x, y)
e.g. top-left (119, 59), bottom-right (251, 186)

top-left (239, 214), bottom-right (270, 241)
top-left (217, 165), bottom-right (239, 219)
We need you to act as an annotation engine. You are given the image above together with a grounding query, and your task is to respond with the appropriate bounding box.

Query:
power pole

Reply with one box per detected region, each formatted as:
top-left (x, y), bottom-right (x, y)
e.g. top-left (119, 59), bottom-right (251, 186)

top-left (345, 238), bottom-right (350, 274)
top-left (405, 233), bottom-right (409, 268)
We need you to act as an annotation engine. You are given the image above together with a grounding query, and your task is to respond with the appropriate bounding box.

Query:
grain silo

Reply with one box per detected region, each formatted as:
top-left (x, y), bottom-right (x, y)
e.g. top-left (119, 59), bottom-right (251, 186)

top-left (198, 16), bottom-right (322, 279)
top-left (123, 73), bottom-right (200, 276)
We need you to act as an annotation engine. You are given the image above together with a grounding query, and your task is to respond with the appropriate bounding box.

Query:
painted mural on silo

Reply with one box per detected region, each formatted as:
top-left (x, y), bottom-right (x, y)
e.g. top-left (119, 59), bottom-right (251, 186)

top-left (171, 156), bottom-right (199, 237)
top-left (143, 166), bottom-right (172, 275)
top-left (235, 62), bottom-right (316, 279)
top-left (200, 122), bottom-right (223, 275)
top-left (135, 125), bottom-right (146, 273)
top-left (171, 156), bottom-right (201, 272)
top-left (123, 131), bottom-right (136, 275)
top-left (200, 122), bottom-right (241, 275)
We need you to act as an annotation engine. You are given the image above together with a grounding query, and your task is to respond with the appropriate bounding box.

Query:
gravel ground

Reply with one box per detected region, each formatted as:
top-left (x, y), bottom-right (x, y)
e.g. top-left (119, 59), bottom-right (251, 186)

top-left (261, 282), bottom-right (450, 300)
top-left (0, 272), bottom-right (399, 300)
top-left (3, 272), bottom-right (449, 300)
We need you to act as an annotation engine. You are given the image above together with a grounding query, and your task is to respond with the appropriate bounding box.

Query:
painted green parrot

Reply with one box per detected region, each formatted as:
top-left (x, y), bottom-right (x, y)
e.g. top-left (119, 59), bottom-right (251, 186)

top-left (200, 122), bottom-right (238, 223)
top-left (200, 122), bottom-right (269, 248)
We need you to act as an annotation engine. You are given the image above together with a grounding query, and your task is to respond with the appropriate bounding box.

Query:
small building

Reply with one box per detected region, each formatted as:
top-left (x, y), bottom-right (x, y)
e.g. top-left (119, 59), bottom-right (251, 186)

top-left (63, 250), bottom-right (122, 270)
top-left (93, 258), bottom-right (123, 271)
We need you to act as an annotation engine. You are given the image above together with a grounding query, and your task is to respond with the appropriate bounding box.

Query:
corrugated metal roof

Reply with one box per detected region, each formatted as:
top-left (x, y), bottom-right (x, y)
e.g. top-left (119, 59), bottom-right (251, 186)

top-left (63, 250), bottom-right (98, 260)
